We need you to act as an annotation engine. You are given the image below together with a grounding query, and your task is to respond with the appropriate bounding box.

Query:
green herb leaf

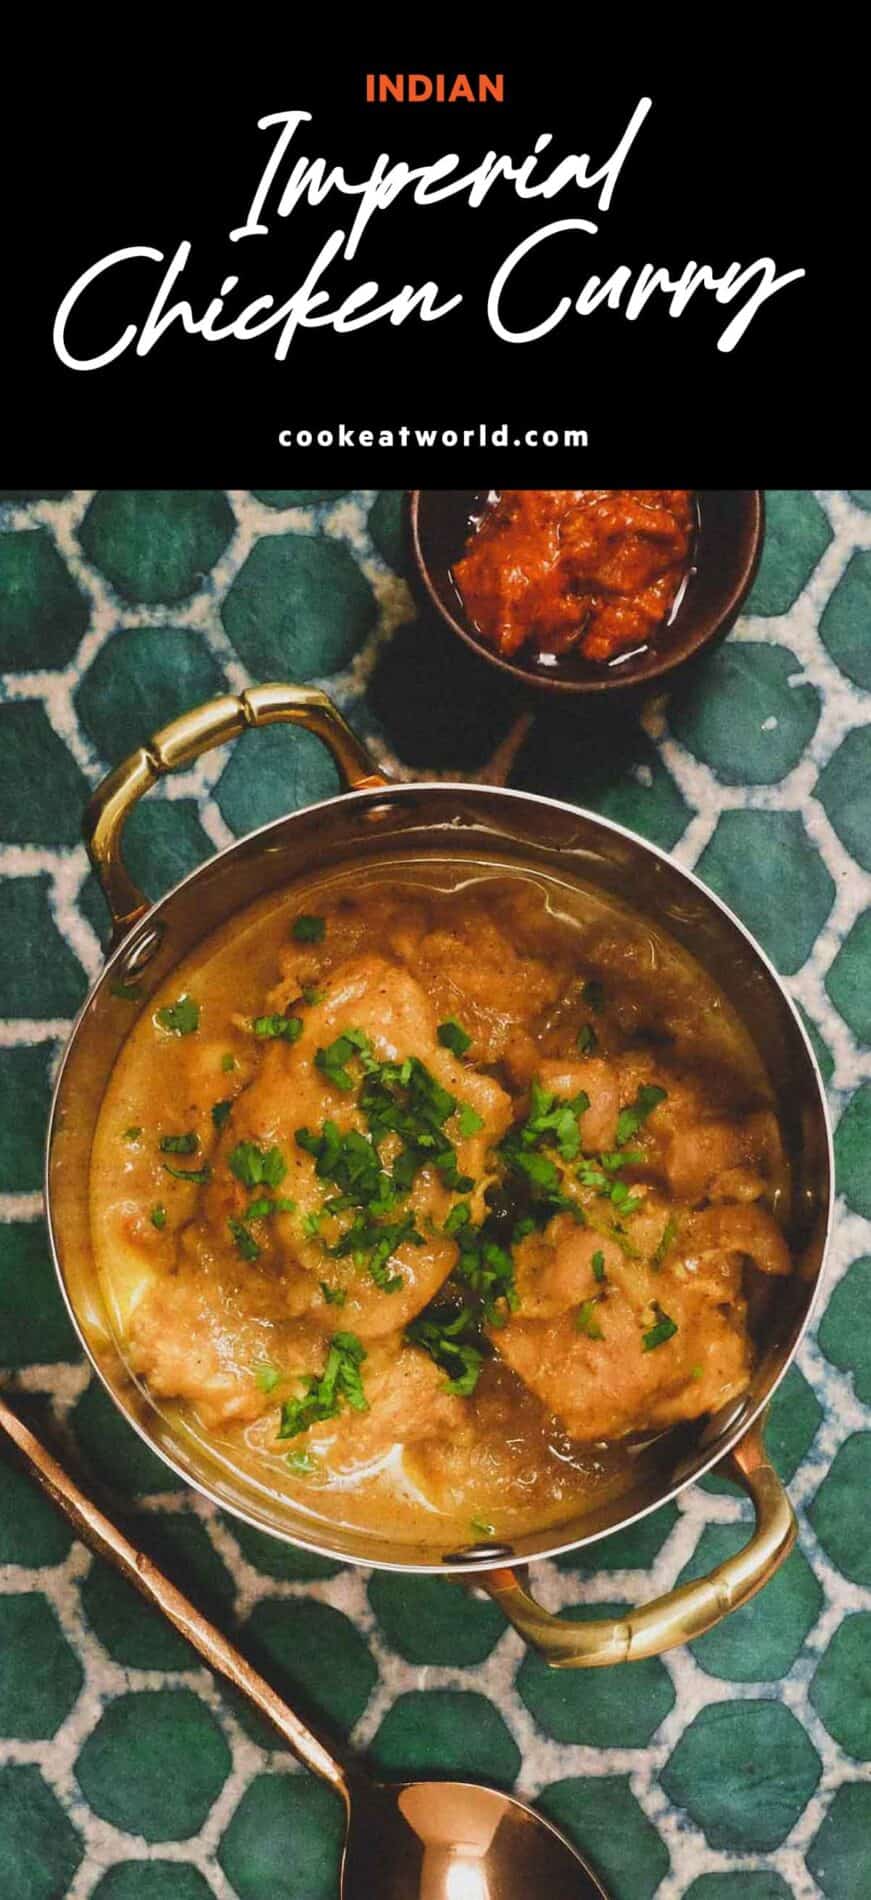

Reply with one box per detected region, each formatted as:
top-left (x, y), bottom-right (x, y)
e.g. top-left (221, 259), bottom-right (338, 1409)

top-left (211, 1099), bottom-right (232, 1130)
top-left (470, 1517), bottom-right (495, 1538)
top-left (162, 1162), bottom-right (212, 1185)
top-left (458, 1104), bottom-right (484, 1138)
top-left (302, 986), bottom-right (326, 1005)
top-left (642, 1304), bottom-right (678, 1352)
top-left (591, 1248), bottom-right (606, 1283)
top-left (229, 1217), bottom-right (261, 1262)
top-left (221, 1053), bottom-right (236, 1073)
top-left (437, 1018), bottom-right (472, 1057)
top-left (278, 1332), bottom-right (367, 1438)
top-left (156, 994), bottom-right (200, 1036)
top-left (229, 1141), bottom-right (288, 1190)
top-left (253, 1013), bottom-right (303, 1043)
top-left (576, 1023), bottom-right (598, 1055)
top-left (159, 1131), bottom-right (199, 1155)
top-left (320, 1280), bottom-right (347, 1306)
top-left (651, 1216), bottom-right (678, 1270)
top-left (286, 1449), bottom-right (319, 1474)
top-left (111, 980), bottom-right (142, 1002)
top-left (615, 1084), bottom-right (668, 1147)
top-left (255, 1364), bottom-right (282, 1393)
top-left (123, 1125), bottom-right (142, 1142)
top-left (315, 1030), bottom-right (371, 1092)
top-left (150, 1204), bottom-right (167, 1230)
top-left (406, 1307), bottom-right (484, 1397)
top-left (576, 1297), bottom-right (604, 1339)
top-left (292, 915), bottom-right (326, 943)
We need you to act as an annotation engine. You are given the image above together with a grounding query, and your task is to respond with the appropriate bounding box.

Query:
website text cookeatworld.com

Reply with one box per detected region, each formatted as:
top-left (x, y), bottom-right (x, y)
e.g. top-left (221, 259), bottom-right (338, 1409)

top-left (276, 422), bottom-right (589, 449)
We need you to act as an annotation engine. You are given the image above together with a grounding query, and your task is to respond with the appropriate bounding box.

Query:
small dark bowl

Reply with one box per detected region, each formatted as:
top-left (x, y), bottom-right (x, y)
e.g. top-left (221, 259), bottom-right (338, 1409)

top-left (409, 490), bottom-right (765, 697)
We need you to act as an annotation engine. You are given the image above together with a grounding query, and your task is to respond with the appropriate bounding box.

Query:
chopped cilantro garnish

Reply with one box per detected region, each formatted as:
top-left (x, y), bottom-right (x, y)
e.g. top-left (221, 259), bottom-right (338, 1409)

top-left (330, 1209), bottom-right (418, 1292)
top-left (576, 1022), bottom-right (598, 1055)
top-left (470, 1517), bottom-right (495, 1538)
top-left (292, 914), bottom-right (326, 943)
top-left (163, 1162), bottom-right (212, 1185)
top-left (615, 1084), bottom-right (667, 1147)
top-left (610, 1180), bottom-right (643, 1217)
top-left (211, 1099), bottom-right (232, 1130)
top-left (159, 1131), bottom-right (199, 1155)
top-left (286, 1449), bottom-right (319, 1474)
top-left (278, 1332), bottom-right (367, 1438)
top-left (150, 1204), bottom-right (167, 1230)
top-left (245, 1196), bottom-right (274, 1222)
top-left (229, 1141), bottom-right (287, 1190)
top-left (221, 1053), bottom-right (236, 1072)
top-left (302, 1211), bottom-right (322, 1239)
top-left (406, 1306), bottom-right (484, 1396)
top-left (253, 1013), bottom-right (303, 1043)
top-left (652, 1215), bottom-right (678, 1270)
top-left (503, 1079), bottom-right (590, 1175)
top-left (255, 1364), bottom-right (282, 1393)
top-left (642, 1304), bottom-right (678, 1351)
top-left (437, 1018), bottom-right (472, 1057)
top-left (315, 1029), bottom-right (371, 1092)
top-left (458, 1103), bottom-right (484, 1138)
top-left (229, 1217), bottom-right (261, 1261)
top-left (453, 1231), bottom-right (518, 1326)
top-left (123, 1125), bottom-right (142, 1142)
top-left (444, 1201), bottom-right (472, 1237)
top-left (111, 980), bottom-right (142, 1002)
top-left (690, 1363), bottom-right (704, 1381)
top-left (156, 994), bottom-right (199, 1036)
top-left (320, 1281), bottom-right (347, 1306)
top-left (576, 1297), bottom-right (604, 1339)
top-left (582, 979), bottom-right (605, 1013)
top-left (591, 1248), bottom-right (606, 1283)
top-left (302, 986), bottom-right (325, 1005)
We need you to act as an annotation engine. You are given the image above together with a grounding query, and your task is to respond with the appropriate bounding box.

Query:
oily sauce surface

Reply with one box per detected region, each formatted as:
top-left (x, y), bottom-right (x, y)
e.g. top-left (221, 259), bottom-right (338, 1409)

top-left (89, 864), bottom-right (790, 1549)
top-left (453, 489), bottom-right (697, 668)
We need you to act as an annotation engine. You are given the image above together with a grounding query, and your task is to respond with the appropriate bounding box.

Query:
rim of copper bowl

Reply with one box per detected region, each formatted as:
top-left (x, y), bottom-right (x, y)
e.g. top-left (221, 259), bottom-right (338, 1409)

top-left (408, 488), bottom-right (765, 696)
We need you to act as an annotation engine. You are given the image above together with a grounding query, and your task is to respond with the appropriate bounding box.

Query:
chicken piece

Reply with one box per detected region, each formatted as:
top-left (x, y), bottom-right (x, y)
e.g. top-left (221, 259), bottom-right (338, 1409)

top-left (127, 1275), bottom-right (310, 1432)
top-left (408, 913), bottom-right (568, 1063)
top-left (295, 1341), bottom-right (470, 1471)
top-left (536, 1057), bottom-right (620, 1153)
top-left (187, 954), bottom-right (512, 1340)
top-left (492, 1210), bottom-right (760, 1440)
top-left (682, 1202), bottom-right (792, 1277)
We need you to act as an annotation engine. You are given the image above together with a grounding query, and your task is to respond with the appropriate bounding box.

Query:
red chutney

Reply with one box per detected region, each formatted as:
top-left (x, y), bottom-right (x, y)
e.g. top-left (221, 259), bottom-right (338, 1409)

top-left (453, 490), bottom-right (696, 666)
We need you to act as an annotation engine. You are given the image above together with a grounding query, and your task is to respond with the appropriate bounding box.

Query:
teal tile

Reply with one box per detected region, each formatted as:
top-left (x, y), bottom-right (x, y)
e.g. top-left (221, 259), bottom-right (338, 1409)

top-left (75, 626), bottom-right (225, 765)
top-left (835, 1087), bottom-right (871, 1218)
top-left (684, 1878), bottom-right (792, 1900)
top-left (368, 1571), bottom-right (505, 1665)
top-left (0, 1595), bottom-right (82, 1738)
top-left (810, 1612), bottom-right (871, 1759)
top-left (0, 702), bottom-right (90, 845)
top-left (368, 489), bottom-right (411, 574)
top-left (517, 1601), bottom-right (675, 1745)
top-left (242, 1599), bottom-right (376, 1738)
top-left (0, 877), bottom-right (86, 1016)
top-left (251, 490), bottom-right (349, 508)
top-left (826, 909), bottom-right (871, 1042)
top-left (80, 491), bottom-right (234, 603)
top-left (513, 710), bottom-right (691, 849)
top-left (0, 1457), bottom-right (74, 1566)
top-left (747, 492), bottom-right (832, 614)
top-left (71, 1379), bottom-right (184, 1498)
top-left (0, 1220), bottom-right (80, 1365)
top-left (214, 723), bottom-right (339, 836)
top-left (810, 1433), bottom-right (871, 1584)
top-left (819, 550), bottom-right (871, 689)
top-left (554, 1502), bottom-right (679, 1574)
top-left (696, 809), bottom-right (834, 975)
top-left (669, 641), bottom-right (819, 784)
top-left (816, 727), bottom-right (871, 872)
top-left (818, 1257), bottom-right (871, 1402)
top-left (806, 1782), bottom-right (871, 1899)
top-left (0, 1765), bottom-right (82, 1900)
top-left (122, 798), bottom-right (214, 903)
top-left (661, 1700), bottom-right (820, 1850)
top-left (0, 529), bottom-right (88, 668)
top-left (222, 532), bottom-right (376, 679)
top-left (219, 1773), bottom-right (345, 1900)
top-left (679, 1530), bottom-right (822, 1679)
top-left (74, 1690), bottom-right (232, 1841)
top-left (229, 1518), bottom-right (340, 1581)
top-left (91, 1866), bottom-right (215, 1900)
top-left (370, 1689), bottom-right (521, 1788)
top-left (538, 1775), bottom-right (669, 1900)
top-left (0, 1047), bottom-right (56, 1191)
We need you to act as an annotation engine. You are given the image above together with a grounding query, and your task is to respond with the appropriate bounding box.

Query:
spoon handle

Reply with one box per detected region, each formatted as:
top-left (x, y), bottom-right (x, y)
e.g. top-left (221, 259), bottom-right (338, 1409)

top-left (0, 1392), bottom-right (350, 1804)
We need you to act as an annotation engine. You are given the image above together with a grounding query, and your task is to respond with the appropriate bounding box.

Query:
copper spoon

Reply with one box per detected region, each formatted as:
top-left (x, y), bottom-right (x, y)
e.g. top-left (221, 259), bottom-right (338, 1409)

top-left (0, 1393), bottom-right (607, 1899)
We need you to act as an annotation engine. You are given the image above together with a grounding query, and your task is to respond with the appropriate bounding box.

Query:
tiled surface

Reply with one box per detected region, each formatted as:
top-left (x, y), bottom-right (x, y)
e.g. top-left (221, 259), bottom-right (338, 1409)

top-left (1, 489), bottom-right (870, 1900)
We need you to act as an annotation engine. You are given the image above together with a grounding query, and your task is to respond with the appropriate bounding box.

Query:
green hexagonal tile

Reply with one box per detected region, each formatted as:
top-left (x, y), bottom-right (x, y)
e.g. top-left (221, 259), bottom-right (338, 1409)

top-left (696, 810), bottom-right (834, 975)
top-left (512, 710), bottom-right (691, 849)
top-left (747, 492), bottom-right (832, 615)
top-left (554, 1502), bottom-right (680, 1574)
top-left (810, 1434), bottom-right (871, 1585)
top-left (826, 911), bottom-right (871, 1043)
top-left (367, 1572), bottom-right (505, 1665)
top-left (835, 1089), bottom-right (871, 1219)
top-left (679, 1529), bottom-right (822, 1679)
top-left (810, 1612), bottom-right (871, 1758)
top-left (806, 1783), bottom-right (871, 1900)
top-left (660, 1699), bottom-right (820, 1850)
top-left (517, 1600), bottom-right (675, 1744)
top-left (0, 490), bottom-right (69, 502)
top-left (229, 1518), bottom-right (340, 1582)
top-left (75, 1690), bottom-right (232, 1841)
top-left (704, 1363), bottom-right (824, 1499)
top-left (0, 1219), bottom-right (80, 1366)
top-left (0, 877), bottom-right (86, 1016)
top-left (816, 727), bottom-right (871, 874)
top-left (0, 1595), bottom-right (82, 1738)
top-left (91, 1866), bottom-right (215, 1900)
top-left (818, 1257), bottom-right (871, 1401)
top-left (243, 1599), bottom-right (376, 1737)
top-left (0, 528), bottom-right (89, 669)
top-left (71, 1379), bottom-right (184, 1497)
top-left (819, 550), bottom-right (871, 690)
top-left (0, 1047), bottom-right (56, 1192)
top-left (368, 616), bottom-right (519, 772)
top-left (81, 1560), bottom-right (198, 1673)
top-left (122, 799), bottom-right (214, 903)
top-left (369, 1690), bottom-right (521, 1788)
top-left (252, 490), bottom-right (349, 508)
top-left (0, 1764), bottom-right (82, 1900)
top-left (80, 491), bottom-right (235, 604)
top-left (0, 702), bottom-right (91, 846)
top-left (218, 1773), bottom-right (345, 1900)
top-left (684, 1877), bottom-right (792, 1900)
top-left (798, 1003), bottom-right (835, 1084)
top-left (669, 641), bottom-right (820, 785)
top-left (538, 1775), bottom-right (669, 1900)
top-left (214, 724), bottom-right (340, 836)
top-left (367, 490), bottom-right (411, 575)
top-left (75, 626), bottom-right (226, 765)
top-left (0, 1457), bottom-right (74, 1566)
top-left (222, 533), bottom-right (376, 679)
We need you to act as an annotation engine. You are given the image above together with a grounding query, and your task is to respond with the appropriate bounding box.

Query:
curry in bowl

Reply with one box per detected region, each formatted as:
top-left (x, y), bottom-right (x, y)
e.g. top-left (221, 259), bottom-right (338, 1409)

top-left (91, 863), bottom-right (791, 1550)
